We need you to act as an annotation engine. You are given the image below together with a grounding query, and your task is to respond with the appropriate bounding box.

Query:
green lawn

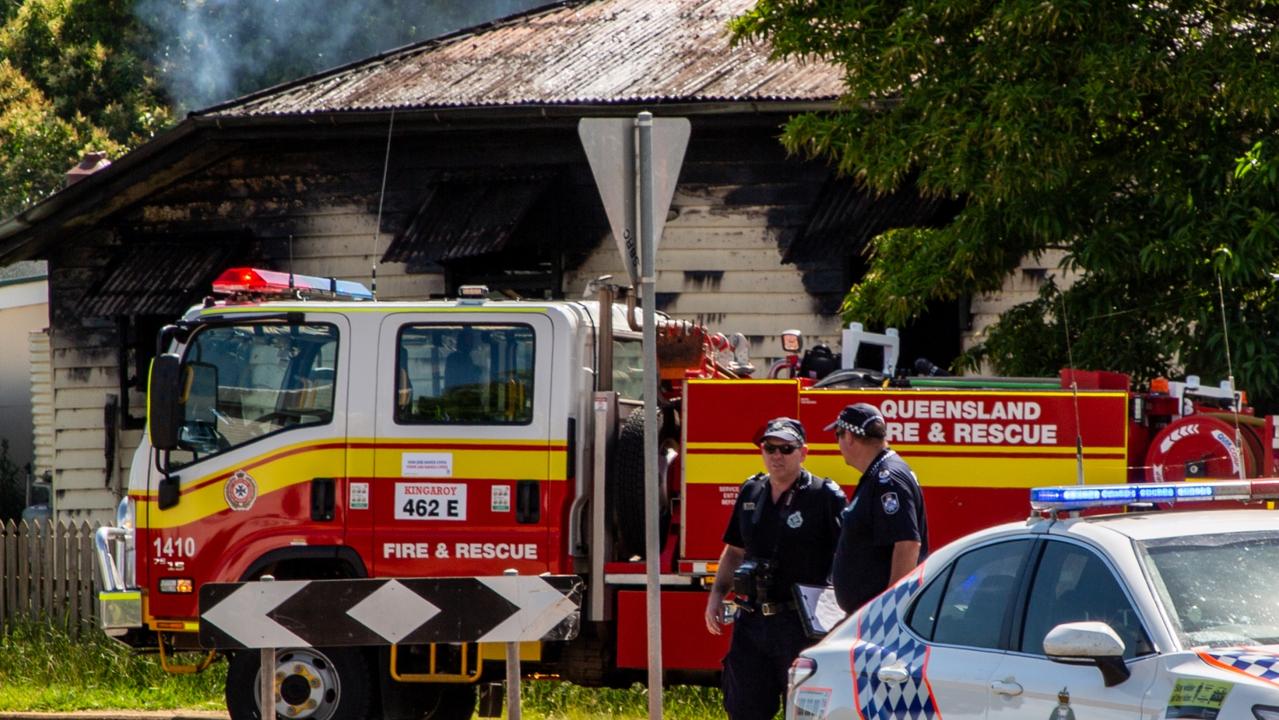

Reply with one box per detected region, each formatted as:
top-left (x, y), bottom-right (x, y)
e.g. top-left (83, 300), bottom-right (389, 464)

top-left (0, 621), bottom-right (725, 718)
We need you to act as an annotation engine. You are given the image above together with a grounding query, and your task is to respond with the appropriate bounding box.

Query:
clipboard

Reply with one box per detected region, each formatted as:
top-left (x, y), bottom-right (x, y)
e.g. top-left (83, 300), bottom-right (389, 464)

top-left (793, 583), bottom-right (846, 639)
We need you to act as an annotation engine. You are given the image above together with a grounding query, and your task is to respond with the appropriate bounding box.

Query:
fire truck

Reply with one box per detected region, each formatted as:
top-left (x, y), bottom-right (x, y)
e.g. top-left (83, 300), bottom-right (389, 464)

top-left (94, 268), bottom-right (1279, 719)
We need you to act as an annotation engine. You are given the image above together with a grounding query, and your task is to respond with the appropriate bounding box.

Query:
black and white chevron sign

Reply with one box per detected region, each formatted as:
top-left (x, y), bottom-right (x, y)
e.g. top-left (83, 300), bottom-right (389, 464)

top-left (198, 575), bottom-right (582, 649)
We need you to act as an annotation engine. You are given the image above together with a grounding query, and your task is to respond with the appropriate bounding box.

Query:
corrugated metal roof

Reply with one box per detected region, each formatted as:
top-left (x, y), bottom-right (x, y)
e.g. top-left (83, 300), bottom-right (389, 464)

top-left (80, 241), bottom-right (242, 317)
top-left (383, 171), bottom-right (553, 267)
top-left (200, 0), bottom-right (842, 118)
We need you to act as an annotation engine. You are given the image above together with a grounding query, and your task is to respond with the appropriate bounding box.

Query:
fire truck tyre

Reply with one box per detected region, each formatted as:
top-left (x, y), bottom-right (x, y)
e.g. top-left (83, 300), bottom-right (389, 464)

top-left (610, 406), bottom-right (672, 559)
top-left (225, 647), bottom-right (373, 720)
top-left (417, 684), bottom-right (477, 720)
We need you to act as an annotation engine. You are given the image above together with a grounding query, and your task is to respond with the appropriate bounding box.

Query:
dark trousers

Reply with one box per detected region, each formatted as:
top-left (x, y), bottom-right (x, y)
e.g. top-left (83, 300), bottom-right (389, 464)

top-left (721, 608), bottom-right (809, 720)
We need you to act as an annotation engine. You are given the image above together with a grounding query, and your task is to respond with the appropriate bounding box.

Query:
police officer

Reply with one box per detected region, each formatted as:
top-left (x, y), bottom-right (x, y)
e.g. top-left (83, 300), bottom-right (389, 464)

top-left (828, 402), bottom-right (929, 614)
top-left (704, 417), bottom-right (845, 720)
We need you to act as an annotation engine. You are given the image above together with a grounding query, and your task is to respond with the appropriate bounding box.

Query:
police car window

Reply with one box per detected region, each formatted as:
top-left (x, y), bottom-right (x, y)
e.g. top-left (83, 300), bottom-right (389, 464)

top-left (1020, 541), bottom-right (1152, 659)
top-left (396, 324), bottom-right (534, 425)
top-left (169, 323), bottom-right (338, 468)
top-left (906, 565), bottom-right (951, 640)
top-left (931, 540), bottom-right (1031, 650)
top-left (1139, 531), bottom-right (1279, 648)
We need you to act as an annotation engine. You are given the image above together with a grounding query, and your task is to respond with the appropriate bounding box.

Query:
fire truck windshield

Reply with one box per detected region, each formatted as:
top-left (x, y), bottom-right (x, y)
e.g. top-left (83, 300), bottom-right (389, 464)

top-left (169, 322), bottom-right (338, 466)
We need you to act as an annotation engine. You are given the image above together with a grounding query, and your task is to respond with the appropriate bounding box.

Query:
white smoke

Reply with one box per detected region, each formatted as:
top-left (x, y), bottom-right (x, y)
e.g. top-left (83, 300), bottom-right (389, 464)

top-left (136, 0), bottom-right (554, 112)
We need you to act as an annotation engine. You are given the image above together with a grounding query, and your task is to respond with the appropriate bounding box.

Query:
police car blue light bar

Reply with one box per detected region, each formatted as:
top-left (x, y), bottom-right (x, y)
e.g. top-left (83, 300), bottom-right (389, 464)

top-left (212, 268), bottom-right (374, 301)
top-left (1030, 479), bottom-right (1279, 512)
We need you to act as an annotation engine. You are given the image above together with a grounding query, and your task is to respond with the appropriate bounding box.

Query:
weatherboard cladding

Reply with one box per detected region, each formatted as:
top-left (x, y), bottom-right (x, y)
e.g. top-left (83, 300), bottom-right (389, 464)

top-left (199, 0), bottom-right (842, 118)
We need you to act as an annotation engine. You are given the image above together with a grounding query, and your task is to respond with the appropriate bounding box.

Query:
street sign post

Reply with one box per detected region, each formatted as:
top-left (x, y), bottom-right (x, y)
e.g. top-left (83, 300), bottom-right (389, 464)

top-left (579, 116), bottom-right (690, 285)
top-left (579, 113), bottom-right (690, 720)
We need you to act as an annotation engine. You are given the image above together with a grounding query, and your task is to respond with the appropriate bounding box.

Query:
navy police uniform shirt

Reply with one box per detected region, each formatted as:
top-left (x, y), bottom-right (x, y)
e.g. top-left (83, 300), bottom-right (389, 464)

top-left (831, 449), bottom-right (929, 613)
top-left (723, 469), bottom-right (845, 603)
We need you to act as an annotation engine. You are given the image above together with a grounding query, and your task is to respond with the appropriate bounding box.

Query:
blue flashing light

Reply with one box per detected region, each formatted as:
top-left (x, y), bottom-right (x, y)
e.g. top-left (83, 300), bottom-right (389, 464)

top-left (1029, 480), bottom-right (1253, 513)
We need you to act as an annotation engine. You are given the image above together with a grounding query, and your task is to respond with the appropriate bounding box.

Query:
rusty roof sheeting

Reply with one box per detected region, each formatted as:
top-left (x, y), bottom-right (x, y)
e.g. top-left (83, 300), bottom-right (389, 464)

top-left (201, 0), bottom-right (843, 118)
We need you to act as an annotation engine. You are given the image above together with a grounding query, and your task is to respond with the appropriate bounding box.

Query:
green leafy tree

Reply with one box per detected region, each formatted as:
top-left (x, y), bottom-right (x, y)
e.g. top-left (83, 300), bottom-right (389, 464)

top-left (733, 1), bottom-right (1279, 403)
top-left (0, 0), bottom-right (171, 216)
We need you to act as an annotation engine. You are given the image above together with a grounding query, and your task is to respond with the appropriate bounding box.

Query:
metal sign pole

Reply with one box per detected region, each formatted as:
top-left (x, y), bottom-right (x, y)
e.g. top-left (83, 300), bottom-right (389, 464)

top-left (504, 568), bottom-right (522, 720)
top-left (637, 111), bottom-right (664, 720)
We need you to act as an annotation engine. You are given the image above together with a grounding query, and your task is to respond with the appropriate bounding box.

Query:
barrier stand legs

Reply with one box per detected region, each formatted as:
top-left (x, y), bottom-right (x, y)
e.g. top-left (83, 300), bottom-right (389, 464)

top-left (504, 568), bottom-right (522, 720)
top-left (260, 575), bottom-right (276, 718)
top-left (260, 646), bottom-right (276, 718)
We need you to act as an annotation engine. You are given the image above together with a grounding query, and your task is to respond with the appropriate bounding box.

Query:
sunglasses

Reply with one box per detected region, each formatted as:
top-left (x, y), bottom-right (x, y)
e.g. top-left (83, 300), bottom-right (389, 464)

top-left (761, 443), bottom-right (799, 455)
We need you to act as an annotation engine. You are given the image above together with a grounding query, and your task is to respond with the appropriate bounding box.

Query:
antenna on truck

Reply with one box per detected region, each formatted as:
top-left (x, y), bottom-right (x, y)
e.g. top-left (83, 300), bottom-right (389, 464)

top-left (1214, 250), bottom-right (1246, 481)
top-left (1057, 283), bottom-right (1086, 485)
top-left (370, 109), bottom-right (396, 299)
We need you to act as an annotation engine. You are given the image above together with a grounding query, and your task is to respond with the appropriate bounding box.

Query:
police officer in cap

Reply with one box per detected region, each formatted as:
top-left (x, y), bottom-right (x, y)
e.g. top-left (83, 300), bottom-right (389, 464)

top-left (828, 403), bottom-right (929, 614)
top-left (704, 417), bottom-right (845, 720)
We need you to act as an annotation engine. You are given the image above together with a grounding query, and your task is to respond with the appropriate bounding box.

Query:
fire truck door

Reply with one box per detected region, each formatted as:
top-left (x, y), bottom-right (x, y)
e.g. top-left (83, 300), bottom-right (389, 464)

top-left (142, 314), bottom-right (351, 619)
top-left (371, 313), bottom-right (554, 576)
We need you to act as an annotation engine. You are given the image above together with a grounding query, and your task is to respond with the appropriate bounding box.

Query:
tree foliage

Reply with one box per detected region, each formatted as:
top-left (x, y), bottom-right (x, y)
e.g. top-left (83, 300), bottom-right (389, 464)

top-left (0, 0), bottom-right (171, 217)
top-left (733, 1), bottom-right (1279, 403)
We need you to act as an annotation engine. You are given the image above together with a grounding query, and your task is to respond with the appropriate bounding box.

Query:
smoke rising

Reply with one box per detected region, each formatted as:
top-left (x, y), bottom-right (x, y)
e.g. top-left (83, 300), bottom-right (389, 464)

top-left (136, 0), bottom-right (555, 112)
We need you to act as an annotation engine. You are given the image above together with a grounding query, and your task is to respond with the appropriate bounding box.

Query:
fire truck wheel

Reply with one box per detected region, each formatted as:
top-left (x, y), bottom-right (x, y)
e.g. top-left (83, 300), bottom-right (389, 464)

top-left (225, 647), bottom-right (373, 720)
top-left (610, 406), bottom-right (673, 559)
top-left (416, 684), bottom-right (477, 719)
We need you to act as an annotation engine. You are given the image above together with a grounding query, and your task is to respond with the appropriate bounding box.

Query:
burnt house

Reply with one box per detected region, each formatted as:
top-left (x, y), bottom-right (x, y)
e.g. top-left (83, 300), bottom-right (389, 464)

top-left (0, 0), bottom-right (958, 520)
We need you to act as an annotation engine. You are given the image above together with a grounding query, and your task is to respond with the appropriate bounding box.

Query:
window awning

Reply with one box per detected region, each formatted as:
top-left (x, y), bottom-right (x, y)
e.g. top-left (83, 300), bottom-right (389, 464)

top-left (382, 171), bottom-right (555, 270)
top-left (79, 239), bottom-right (244, 317)
top-left (784, 178), bottom-right (961, 264)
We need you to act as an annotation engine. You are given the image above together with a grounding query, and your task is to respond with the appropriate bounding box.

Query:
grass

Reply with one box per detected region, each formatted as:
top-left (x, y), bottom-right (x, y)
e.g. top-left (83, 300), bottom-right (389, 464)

top-left (0, 620), bottom-right (726, 718)
top-left (0, 620), bottom-right (226, 711)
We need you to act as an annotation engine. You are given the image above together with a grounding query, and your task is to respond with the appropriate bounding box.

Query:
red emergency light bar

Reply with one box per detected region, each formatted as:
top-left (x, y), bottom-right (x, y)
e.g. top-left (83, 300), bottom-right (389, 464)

top-left (212, 268), bottom-right (373, 301)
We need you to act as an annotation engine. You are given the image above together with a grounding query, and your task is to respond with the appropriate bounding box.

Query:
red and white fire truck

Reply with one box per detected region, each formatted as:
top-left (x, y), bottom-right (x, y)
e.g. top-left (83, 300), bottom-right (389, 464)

top-left (95, 268), bottom-right (1279, 719)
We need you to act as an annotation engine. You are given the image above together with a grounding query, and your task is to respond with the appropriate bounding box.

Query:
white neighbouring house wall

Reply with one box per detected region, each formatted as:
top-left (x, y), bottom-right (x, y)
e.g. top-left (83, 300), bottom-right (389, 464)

top-left (0, 262), bottom-right (49, 480)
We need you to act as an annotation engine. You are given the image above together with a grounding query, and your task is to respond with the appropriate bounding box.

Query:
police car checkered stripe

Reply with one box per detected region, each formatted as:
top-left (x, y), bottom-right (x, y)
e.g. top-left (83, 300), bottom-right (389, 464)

top-left (850, 570), bottom-right (939, 720)
top-left (1198, 648), bottom-right (1279, 684)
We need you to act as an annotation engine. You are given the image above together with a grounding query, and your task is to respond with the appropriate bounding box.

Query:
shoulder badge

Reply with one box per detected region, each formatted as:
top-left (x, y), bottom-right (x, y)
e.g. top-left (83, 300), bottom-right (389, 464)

top-left (880, 491), bottom-right (900, 515)
top-left (878, 469), bottom-right (891, 484)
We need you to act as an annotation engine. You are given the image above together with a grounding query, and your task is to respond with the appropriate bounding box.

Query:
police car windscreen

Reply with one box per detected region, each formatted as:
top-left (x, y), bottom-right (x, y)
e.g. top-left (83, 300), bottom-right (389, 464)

top-left (1138, 530), bottom-right (1279, 648)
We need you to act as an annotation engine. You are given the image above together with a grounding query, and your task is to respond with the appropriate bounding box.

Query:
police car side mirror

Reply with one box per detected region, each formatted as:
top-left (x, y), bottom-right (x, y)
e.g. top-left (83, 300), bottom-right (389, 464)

top-left (1044, 621), bottom-right (1130, 687)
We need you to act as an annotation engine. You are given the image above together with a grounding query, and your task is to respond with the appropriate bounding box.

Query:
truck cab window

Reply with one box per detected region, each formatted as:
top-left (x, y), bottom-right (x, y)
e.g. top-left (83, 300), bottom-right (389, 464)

top-left (169, 323), bottom-right (338, 467)
top-left (613, 337), bottom-right (643, 400)
top-left (396, 324), bottom-right (535, 425)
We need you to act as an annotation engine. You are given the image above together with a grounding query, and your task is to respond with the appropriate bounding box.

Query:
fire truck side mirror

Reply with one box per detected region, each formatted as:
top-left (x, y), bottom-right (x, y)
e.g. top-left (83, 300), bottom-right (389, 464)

top-left (149, 353), bottom-right (182, 451)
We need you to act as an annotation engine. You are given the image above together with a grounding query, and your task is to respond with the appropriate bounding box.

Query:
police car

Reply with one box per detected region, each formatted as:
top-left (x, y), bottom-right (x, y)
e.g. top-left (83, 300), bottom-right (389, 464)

top-left (787, 480), bottom-right (1279, 719)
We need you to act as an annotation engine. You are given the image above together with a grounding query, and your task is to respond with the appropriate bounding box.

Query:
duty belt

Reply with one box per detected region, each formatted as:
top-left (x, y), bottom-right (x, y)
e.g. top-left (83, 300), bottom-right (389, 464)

top-left (759, 600), bottom-right (796, 617)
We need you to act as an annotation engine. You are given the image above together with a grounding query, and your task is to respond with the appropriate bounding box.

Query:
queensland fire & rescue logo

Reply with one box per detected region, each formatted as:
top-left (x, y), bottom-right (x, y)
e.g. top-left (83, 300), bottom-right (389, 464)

top-left (224, 470), bottom-right (258, 511)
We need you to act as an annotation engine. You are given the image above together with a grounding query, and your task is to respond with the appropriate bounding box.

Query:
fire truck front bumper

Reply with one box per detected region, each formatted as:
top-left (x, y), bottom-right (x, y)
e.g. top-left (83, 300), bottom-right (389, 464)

top-left (95, 498), bottom-right (141, 635)
top-left (98, 589), bottom-right (142, 632)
